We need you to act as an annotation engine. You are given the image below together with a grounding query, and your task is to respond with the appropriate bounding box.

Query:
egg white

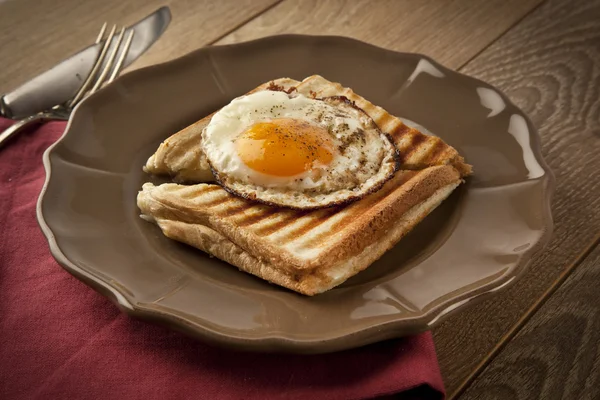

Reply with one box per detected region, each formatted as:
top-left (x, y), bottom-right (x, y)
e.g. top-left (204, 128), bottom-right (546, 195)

top-left (202, 90), bottom-right (399, 209)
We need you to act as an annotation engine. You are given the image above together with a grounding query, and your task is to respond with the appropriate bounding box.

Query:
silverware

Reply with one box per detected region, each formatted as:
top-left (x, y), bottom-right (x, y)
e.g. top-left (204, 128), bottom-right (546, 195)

top-left (1, 6), bottom-right (171, 120)
top-left (0, 23), bottom-right (134, 148)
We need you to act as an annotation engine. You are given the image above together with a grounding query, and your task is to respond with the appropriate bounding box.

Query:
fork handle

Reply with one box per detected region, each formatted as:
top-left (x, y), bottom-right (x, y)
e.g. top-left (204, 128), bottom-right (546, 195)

top-left (0, 113), bottom-right (54, 149)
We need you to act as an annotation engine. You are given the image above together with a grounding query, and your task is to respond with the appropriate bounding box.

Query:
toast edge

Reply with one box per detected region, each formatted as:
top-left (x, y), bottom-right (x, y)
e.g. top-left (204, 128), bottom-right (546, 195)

top-left (146, 181), bottom-right (460, 295)
top-left (138, 165), bottom-right (462, 273)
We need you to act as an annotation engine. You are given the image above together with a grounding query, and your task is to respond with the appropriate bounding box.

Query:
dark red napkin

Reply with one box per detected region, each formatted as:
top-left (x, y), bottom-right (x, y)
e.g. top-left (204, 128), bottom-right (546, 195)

top-left (0, 117), bottom-right (445, 400)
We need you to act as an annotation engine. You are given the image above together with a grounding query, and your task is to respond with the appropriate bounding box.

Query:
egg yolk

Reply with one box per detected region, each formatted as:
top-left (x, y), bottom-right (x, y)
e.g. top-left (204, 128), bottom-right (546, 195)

top-left (235, 118), bottom-right (334, 177)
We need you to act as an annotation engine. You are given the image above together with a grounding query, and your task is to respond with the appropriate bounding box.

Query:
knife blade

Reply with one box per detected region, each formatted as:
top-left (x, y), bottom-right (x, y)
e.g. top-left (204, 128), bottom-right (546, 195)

top-left (1, 6), bottom-right (171, 119)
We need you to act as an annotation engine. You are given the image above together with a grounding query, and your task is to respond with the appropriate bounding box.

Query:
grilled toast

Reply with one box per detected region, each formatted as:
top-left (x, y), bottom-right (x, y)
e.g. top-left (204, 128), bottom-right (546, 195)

top-left (144, 75), bottom-right (472, 183)
top-left (138, 165), bottom-right (461, 295)
top-left (139, 75), bottom-right (472, 295)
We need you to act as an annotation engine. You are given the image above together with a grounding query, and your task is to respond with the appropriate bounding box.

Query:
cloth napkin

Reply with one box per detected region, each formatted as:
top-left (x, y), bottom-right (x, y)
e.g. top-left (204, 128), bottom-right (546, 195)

top-left (0, 117), bottom-right (445, 400)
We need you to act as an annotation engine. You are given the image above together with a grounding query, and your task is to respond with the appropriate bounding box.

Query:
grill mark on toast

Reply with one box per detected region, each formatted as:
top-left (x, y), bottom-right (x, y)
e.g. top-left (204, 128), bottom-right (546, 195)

top-left (408, 131), bottom-right (427, 147)
top-left (374, 112), bottom-right (395, 132)
top-left (348, 170), bottom-right (417, 213)
top-left (399, 132), bottom-right (429, 165)
top-left (200, 195), bottom-right (234, 208)
top-left (293, 214), bottom-right (351, 250)
top-left (296, 171), bottom-right (419, 249)
top-left (380, 118), bottom-right (402, 137)
top-left (278, 208), bottom-right (340, 239)
top-left (404, 132), bottom-right (429, 164)
top-left (390, 123), bottom-right (411, 144)
top-left (426, 140), bottom-right (448, 164)
top-left (254, 213), bottom-right (300, 236)
top-left (216, 203), bottom-right (253, 218)
top-left (234, 208), bottom-right (278, 227)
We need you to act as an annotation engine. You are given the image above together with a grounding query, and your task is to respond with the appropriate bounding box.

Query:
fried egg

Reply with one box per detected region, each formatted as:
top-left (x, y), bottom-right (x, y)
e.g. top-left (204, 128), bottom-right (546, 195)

top-left (201, 90), bottom-right (398, 209)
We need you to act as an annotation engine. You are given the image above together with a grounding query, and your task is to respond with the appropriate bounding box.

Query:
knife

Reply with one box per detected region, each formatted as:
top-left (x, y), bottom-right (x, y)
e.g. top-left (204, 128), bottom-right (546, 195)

top-left (0, 6), bottom-right (171, 119)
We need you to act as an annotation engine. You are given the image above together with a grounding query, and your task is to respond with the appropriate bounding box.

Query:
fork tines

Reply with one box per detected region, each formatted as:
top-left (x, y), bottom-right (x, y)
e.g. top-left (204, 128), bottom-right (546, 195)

top-left (68, 23), bottom-right (135, 108)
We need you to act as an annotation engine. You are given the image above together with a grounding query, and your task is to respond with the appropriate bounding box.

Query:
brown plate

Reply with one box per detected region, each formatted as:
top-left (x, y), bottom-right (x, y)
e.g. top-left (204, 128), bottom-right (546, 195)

top-left (37, 35), bottom-right (554, 354)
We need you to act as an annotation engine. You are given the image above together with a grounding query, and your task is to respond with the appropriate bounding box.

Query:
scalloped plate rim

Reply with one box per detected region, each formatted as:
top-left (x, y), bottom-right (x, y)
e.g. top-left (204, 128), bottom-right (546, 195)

top-left (36, 34), bottom-right (555, 354)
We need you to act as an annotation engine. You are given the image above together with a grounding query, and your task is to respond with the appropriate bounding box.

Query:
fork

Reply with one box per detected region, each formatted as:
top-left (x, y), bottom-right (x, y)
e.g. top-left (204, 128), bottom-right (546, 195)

top-left (0, 23), bottom-right (135, 148)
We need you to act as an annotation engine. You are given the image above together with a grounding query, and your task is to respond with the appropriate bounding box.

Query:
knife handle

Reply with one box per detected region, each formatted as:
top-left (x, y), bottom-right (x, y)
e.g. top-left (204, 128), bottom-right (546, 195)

top-left (0, 113), bottom-right (57, 149)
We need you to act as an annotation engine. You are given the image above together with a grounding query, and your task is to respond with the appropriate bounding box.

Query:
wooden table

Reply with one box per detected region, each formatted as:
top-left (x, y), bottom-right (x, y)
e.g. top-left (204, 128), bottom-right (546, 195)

top-left (1, 0), bottom-right (599, 398)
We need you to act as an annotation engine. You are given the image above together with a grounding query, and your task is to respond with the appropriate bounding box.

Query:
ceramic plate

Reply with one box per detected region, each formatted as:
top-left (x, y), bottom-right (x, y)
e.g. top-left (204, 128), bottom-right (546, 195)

top-left (38, 35), bottom-right (554, 354)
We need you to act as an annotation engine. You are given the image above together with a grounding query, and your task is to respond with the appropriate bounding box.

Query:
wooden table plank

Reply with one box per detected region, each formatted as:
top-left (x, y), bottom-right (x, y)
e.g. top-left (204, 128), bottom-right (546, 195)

top-left (430, 0), bottom-right (600, 396)
top-left (0, 0), bottom-right (279, 91)
top-left (1, 0), bottom-right (596, 396)
top-left (215, 0), bottom-right (543, 70)
top-left (460, 243), bottom-right (600, 399)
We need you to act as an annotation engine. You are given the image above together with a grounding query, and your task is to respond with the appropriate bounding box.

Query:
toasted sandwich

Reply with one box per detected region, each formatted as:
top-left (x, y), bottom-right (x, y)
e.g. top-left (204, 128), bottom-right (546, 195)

top-left (139, 76), bottom-right (471, 295)
top-left (144, 75), bottom-right (471, 183)
top-left (138, 165), bottom-right (460, 295)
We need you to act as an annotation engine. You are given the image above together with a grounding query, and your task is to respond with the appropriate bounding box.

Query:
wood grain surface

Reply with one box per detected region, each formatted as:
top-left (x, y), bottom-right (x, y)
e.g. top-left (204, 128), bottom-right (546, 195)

top-left (0, 0), bottom-right (279, 91)
top-left (0, 0), bottom-right (543, 93)
top-left (215, 0), bottom-right (543, 70)
top-left (460, 244), bottom-right (600, 400)
top-left (1, 0), bottom-right (599, 396)
top-left (431, 0), bottom-right (600, 396)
